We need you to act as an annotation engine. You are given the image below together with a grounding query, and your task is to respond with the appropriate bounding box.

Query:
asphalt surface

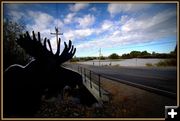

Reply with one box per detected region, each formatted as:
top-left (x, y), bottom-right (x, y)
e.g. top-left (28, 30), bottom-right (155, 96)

top-left (64, 63), bottom-right (177, 98)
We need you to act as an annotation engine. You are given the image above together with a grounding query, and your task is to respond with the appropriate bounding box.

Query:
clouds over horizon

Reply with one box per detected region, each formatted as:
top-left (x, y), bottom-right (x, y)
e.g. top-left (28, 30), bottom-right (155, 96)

top-left (69, 3), bottom-right (89, 12)
top-left (3, 3), bottom-right (177, 56)
top-left (108, 3), bottom-right (152, 16)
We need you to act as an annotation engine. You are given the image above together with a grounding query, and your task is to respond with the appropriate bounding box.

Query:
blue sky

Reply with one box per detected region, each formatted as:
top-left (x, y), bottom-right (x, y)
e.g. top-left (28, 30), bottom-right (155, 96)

top-left (3, 2), bottom-right (177, 57)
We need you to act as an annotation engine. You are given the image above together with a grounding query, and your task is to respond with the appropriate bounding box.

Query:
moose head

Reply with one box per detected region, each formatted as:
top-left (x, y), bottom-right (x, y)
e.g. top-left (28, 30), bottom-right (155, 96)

top-left (16, 31), bottom-right (76, 71)
top-left (3, 31), bottom-right (83, 117)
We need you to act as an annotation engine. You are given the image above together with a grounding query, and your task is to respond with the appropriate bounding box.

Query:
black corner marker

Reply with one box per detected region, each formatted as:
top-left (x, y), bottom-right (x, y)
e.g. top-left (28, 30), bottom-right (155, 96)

top-left (165, 106), bottom-right (179, 121)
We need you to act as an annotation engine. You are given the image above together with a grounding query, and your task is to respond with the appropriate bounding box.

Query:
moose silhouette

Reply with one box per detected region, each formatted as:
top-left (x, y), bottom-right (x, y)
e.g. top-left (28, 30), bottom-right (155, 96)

top-left (3, 31), bottom-right (96, 117)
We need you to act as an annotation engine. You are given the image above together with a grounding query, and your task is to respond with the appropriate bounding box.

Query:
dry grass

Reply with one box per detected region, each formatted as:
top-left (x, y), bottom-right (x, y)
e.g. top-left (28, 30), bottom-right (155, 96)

top-left (101, 77), bottom-right (176, 117)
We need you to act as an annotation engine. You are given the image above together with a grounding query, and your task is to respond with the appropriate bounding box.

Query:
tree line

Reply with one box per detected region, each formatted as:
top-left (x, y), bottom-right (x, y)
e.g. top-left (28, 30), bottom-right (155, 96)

top-left (118, 49), bottom-right (176, 59)
top-left (71, 48), bottom-right (177, 62)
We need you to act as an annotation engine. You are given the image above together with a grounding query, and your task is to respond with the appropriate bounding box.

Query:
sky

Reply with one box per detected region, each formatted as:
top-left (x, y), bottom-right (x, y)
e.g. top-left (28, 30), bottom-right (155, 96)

top-left (3, 2), bottom-right (177, 57)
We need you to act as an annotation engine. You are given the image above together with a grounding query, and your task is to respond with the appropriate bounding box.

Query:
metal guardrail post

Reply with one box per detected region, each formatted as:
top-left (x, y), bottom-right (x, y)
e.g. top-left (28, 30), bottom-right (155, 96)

top-left (90, 70), bottom-right (92, 88)
top-left (81, 67), bottom-right (82, 75)
top-left (98, 74), bottom-right (101, 97)
top-left (84, 68), bottom-right (86, 82)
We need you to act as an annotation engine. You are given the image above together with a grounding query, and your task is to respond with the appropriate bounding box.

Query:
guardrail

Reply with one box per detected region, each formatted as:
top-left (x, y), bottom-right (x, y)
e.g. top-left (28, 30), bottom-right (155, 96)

top-left (77, 66), bottom-right (102, 98)
top-left (63, 64), bottom-right (110, 103)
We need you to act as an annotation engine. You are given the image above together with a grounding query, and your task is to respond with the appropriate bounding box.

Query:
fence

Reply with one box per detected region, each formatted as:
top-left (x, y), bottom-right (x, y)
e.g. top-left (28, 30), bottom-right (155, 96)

top-left (63, 63), bottom-right (110, 103)
top-left (77, 66), bottom-right (102, 98)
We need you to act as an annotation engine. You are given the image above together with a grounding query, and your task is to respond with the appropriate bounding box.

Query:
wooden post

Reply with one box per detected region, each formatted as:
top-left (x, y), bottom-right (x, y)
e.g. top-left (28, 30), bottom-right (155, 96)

top-left (50, 27), bottom-right (63, 51)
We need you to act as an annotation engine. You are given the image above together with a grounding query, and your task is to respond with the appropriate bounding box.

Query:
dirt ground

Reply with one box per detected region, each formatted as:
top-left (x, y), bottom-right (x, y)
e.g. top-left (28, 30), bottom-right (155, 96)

top-left (100, 77), bottom-right (177, 118)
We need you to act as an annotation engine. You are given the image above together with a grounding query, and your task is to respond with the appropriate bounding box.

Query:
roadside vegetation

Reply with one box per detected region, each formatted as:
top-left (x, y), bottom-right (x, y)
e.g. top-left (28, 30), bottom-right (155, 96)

top-left (145, 59), bottom-right (177, 67)
top-left (155, 59), bottom-right (177, 67)
top-left (3, 19), bottom-right (31, 69)
top-left (71, 48), bottom-right (177, 63)
top-left (145, 63), bottom-right (153, 67)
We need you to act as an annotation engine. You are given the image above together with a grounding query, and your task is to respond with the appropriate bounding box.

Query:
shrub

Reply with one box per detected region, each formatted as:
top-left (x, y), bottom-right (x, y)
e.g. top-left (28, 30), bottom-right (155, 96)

top-left (108, 53), bottom-right (119, 59)
top-left (146, 63), bottom-right (153, 67)
top-left (155, 59), bottom-right (177, 67)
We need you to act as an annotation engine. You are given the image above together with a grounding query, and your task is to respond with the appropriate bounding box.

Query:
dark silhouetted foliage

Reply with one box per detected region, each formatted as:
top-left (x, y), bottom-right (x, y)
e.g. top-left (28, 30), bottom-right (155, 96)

top-left (108, 53), bottom-right (119, 59)
top-left (3, 20), bottom-right (30, 69)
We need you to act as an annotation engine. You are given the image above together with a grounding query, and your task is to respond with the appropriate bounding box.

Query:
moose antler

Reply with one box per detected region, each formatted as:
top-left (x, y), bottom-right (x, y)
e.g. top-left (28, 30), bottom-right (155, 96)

top-left (16, 31), bottom-right (76, 65)
top-left (55, 38), bottom-right (76, 64)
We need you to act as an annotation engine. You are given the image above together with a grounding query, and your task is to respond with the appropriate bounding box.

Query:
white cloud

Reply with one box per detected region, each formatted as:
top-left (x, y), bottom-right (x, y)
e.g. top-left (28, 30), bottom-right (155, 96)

top-left (76, 14), bottom-right (95, 28)
top-left (101, 20), bottom-right (113, 30)
top-left (26, 11), bottom-right (53, 34)
top-left (121, 18), bottom-right (136, 32)
top-left (90, 7), bottom-right (97, 12)
top-left (26, 11), bottom-right (63, 35)
top-left (108, 3), bottom-right (152, 16)
top-left (6, 3), bottom-right (23, 10)
top-left (75, 29), bottom-right (94, 37)
top-left (119, 15), bottom-right (129, 24)
top-left (91, 19), bottom-right (116, 35)
top-left (70, 3), bottom-right (89, 12)
top-left (120, 10), bottom-right (176, 34)
top-left (8, 11), bottom-right (25, 22)
top-left (64, 13), bottom-right (76, 24)
top-left (64, 28), bottom-right (95, 40)
top-left (54, 19), bottom-right (64, 28)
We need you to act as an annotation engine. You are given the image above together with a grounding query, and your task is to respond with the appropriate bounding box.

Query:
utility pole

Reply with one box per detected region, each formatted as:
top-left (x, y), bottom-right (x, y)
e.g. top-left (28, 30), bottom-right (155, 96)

top-left (99, 48), bottom-right (101, 66)
top-left (50, 27), bottom-right (63, 51)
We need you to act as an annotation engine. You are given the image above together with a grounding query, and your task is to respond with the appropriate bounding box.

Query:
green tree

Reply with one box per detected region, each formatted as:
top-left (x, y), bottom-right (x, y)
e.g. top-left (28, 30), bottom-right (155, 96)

top-left (130, 51), bottom-right (141, 58)
top-left (152, 51), bottom-right (156, 56)
top-left (140, 51), bottom-right (151, 58)
top-left (121, 53), bottom-right (130, 59)
top-left (3, 19), bottom-right (30, 69)
top-left (99, 56), bottom-right (105, 60)
top-left (170, 45), bottom-right (177, 58)
top-left (108, 53), bottom-right (119, 59)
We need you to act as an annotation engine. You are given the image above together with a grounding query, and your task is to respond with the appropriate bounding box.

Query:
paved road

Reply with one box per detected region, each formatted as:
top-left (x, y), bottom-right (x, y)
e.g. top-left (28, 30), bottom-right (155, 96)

top-left (64, 63), bottom-right (177, 98)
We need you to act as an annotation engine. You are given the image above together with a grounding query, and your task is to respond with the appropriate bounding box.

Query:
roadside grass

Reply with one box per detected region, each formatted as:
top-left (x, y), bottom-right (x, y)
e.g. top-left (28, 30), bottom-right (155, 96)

top-left (111, 64), bottom-right (120, 67)
top-left (155, 59), bottom-right (177, 67)
top-left (146, 63), bottom-right (153, 67)
top-left (100, 77), bottom-right (176, 118)
top-left (145, 59), bottom-right (177, 67)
